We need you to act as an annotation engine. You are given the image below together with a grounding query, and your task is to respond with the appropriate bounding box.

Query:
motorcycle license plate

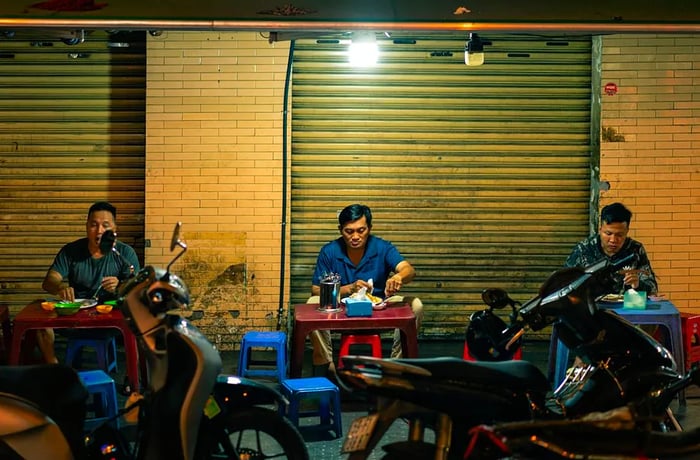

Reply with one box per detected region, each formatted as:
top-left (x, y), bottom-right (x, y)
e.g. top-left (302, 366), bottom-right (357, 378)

top-left (341, 413), bottom-right (379, 453)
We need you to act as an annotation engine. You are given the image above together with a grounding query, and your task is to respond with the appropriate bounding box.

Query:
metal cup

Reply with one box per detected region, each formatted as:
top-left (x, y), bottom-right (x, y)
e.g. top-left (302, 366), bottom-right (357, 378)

top-left (320, 278), bottom-right (341, 311)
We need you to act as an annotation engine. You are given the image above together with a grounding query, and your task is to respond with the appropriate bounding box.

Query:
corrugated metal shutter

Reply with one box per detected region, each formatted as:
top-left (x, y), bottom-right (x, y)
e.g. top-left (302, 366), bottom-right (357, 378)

top-left (0, 30), bottom-right (146, 312)
top-left (290, 32), bottom-right (593, 338)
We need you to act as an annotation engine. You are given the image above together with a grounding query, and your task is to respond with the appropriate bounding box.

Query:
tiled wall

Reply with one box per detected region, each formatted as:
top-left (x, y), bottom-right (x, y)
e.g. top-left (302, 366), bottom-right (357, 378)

top-left (600, 34), bottom-right (700, 310)
top-left (145, 31), bottom-right (291, 348)
top-left (145, 32), bottom-right (700, 349)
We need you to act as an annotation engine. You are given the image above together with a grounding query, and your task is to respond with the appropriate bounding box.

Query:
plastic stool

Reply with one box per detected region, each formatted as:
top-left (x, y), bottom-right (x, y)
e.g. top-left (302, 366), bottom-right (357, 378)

top-left (237, 331), bottom-right (287, 381)
top-left (65, 334), bottom-right (118, 374)
top-left (681, 313), bottom-right (700, 370)
top-left (463, 340), bottom-right (522, 361)
top-left (78, 370), bottom-right (119, 431)
top-left (338, 333), bottom-right (382, 369)
top-left (280, 377), bottom-right (343, 438)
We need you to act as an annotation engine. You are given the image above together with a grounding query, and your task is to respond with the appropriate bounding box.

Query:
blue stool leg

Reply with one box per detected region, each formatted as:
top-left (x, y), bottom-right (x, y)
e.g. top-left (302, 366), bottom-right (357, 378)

top-left (237, 338), bottom-right (249, 377)
top-left (331, 389), bottom-right (343, 437)
top-left (554, 338), bottom-right (570, 387)
top-left (319, 393), bottom-right (330, 425)
top-left (276, 339), bottom-right (287, 381)
top-left (287, 396), bottom-right (300, 425)
top-left (548, 324), bottom-right (571, 388)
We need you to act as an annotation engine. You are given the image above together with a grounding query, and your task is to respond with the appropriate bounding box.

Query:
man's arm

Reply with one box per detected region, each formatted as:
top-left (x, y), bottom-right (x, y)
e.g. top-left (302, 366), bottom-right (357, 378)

top-left (42, 269), bottom-right (74, 300)
top-left (636, 246), bottom-right (658, 295)
top-left (385, 260), bottom-right (416, 296)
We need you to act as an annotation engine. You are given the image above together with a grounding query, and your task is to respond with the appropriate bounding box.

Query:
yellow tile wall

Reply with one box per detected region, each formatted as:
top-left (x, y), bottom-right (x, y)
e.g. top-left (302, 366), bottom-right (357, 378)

top-left (601, 34), bottom-right (700, 311)
top-left (146, 31), bottom-right (291, 348)
top-left (145, 32), bottom-right (700, 351)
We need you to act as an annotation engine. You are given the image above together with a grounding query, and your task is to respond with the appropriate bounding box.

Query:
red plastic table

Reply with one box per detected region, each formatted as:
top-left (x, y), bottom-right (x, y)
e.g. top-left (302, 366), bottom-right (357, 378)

top-left (9, 300), bottom-right (140, 391)
top-left (290, 302), bottom-right (419, 378)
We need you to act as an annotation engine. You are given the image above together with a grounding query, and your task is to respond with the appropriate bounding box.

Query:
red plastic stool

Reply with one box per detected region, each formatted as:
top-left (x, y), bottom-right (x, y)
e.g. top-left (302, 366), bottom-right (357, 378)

top-left (338, 333), bottom-right (382, 369)
top-left (463, 341), bottom-right (522, 361)
top-left (681, 313), bottom-right (700, 371)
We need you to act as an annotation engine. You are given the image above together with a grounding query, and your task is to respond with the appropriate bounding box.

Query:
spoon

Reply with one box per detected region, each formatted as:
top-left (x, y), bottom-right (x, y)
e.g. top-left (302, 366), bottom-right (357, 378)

top-left (92, 284), bottom-right (104, 301)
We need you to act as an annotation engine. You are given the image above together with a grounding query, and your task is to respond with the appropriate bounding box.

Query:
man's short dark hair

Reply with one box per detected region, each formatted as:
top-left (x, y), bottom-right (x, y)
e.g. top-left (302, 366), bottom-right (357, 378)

top-left (600, 202), bottom-right (631, 226)
top-left (338, 204), bottom-right (372, 228)
top-left (88, 201), bottom-right (117, 220)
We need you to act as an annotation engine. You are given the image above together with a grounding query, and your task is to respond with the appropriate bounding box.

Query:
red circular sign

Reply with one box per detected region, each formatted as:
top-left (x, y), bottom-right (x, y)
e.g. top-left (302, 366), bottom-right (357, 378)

top-left (604, 82), bottom-right (618, 96)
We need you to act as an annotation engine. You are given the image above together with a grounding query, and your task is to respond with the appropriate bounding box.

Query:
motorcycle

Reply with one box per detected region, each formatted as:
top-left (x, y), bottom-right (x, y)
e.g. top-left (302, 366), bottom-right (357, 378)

top-left (336, 253), bottom-right (686, 460)
top-left (462, 390), bottom-right (700, 460)
top-left (0, 223), bottom-right (309, 460)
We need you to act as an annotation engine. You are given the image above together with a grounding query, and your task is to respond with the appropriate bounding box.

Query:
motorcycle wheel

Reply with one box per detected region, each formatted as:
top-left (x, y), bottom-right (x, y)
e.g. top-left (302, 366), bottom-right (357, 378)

top-left (204, 406), bottom-right (309, 460)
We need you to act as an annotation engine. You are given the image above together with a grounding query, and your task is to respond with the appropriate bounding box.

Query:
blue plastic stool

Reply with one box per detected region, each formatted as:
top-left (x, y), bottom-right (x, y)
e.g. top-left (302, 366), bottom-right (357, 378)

top-left (236, 331), bottom-right (287, 382)
top-left (280, 377), bottom-right (343, 438)
top-left (65, 334), bottom-right (118, 374)
top-left (78, 369), bottom-right (119, 431)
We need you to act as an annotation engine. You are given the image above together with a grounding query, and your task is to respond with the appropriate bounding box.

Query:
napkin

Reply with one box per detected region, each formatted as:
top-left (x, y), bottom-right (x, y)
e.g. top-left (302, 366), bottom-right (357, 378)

top-left (623, 288), bottom-right (647, 309)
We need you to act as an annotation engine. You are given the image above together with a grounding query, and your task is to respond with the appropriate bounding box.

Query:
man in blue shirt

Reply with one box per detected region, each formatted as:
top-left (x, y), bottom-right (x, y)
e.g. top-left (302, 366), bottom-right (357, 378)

top-left (308, 204), bottom-right (422, 376)
top-left (37, 201), bottom-right (140, 363)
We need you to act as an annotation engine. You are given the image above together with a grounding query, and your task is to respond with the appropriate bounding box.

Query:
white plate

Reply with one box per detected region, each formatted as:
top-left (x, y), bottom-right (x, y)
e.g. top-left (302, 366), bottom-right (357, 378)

top-left (599, 294), bottom-right (624, 303)
top-left (54, 298), bottom-right (98, 309)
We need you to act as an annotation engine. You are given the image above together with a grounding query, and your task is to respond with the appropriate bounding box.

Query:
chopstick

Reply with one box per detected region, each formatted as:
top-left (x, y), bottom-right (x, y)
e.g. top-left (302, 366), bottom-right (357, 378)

top-left (617, 269), bottom-right (650, 275)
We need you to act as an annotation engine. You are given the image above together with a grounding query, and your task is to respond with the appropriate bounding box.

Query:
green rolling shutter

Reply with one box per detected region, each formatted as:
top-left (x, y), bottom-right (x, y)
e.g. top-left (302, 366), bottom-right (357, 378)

top-left (290, 32), bottom-right (594, 338)
top-left (0, 30), bottom-right (146, 312)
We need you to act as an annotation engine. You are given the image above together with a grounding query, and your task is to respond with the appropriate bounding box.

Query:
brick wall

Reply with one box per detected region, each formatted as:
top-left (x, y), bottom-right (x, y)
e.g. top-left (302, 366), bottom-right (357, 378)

top-left (600, 34), bottom-right (700, 312)
top-left (144, 32), bottom-right (700, 350)
top-left (145, 31), bottom-right (291, 349)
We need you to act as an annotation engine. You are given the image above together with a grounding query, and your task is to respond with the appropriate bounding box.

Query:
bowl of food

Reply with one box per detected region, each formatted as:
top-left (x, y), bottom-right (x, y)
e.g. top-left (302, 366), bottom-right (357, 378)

top-left (53, 301), bottom-right (81, 316)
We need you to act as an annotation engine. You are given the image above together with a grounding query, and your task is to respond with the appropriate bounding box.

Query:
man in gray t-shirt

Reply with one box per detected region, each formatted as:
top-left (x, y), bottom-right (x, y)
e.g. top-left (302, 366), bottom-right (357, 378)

top-left (37, 201), bottom-right (140, 363)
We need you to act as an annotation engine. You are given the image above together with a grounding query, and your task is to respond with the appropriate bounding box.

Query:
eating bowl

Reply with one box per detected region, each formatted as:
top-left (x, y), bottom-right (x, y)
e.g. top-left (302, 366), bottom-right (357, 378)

top-left (54, 302), bottom-right (81, 316)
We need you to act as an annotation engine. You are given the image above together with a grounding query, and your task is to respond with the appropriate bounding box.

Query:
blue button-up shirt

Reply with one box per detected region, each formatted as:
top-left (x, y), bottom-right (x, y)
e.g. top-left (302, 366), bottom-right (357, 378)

top-left (312, 235), bottom-right (405, 297)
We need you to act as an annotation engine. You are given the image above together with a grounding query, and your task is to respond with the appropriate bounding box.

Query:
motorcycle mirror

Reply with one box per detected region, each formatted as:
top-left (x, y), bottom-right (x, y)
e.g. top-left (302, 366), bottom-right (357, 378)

top-left (166, 221), bottom-right (187, 274)
top-left (170, 221), bottom-right (186, 252)
top-left (100, 229), bottom-right (135, 276)
top-left (481, 288), bottom-right (513, 309)
top-left (100, 229), bottom-right (117, 255)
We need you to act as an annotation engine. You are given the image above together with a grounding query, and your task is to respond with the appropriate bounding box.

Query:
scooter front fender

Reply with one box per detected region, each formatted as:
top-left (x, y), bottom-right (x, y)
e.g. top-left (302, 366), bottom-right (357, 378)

top-left (211, 374), bottom-right (287, 408)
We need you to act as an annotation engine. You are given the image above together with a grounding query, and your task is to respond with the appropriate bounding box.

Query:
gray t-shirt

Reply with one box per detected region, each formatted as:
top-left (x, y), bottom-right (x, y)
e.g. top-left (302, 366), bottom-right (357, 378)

top-left (49, 237), bottom-right (140, 300)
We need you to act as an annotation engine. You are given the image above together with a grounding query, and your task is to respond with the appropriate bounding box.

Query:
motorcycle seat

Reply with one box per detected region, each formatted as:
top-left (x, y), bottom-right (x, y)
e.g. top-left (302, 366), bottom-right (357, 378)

top-left (0, 365), bottom-right (88, 456)
top-left (394, 357), bottom-right (551, 392)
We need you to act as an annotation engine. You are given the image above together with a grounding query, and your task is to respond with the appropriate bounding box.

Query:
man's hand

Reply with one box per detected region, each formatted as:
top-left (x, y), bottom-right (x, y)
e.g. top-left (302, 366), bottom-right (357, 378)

top-left (351, 279), bottom-right (372, 294)
top-left (623, 271), bottom-right (640, 289)
top-left (101, 276), bottom-right (120, 293)
top-left (57, 286), bottom-right (75, 301)
top-left (384, 275), bottom-right (403, 296)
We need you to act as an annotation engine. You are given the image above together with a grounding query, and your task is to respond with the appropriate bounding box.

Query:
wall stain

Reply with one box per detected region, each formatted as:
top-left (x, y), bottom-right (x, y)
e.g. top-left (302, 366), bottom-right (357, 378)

top-left (180, 256), bottom-right (249, 350)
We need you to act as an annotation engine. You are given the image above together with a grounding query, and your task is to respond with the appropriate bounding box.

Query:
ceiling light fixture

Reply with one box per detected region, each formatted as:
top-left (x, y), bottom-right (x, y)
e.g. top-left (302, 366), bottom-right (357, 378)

top-left (465, 33), bottom-right (484, 66)
top-left (348, 31), bottom-right (378, 67)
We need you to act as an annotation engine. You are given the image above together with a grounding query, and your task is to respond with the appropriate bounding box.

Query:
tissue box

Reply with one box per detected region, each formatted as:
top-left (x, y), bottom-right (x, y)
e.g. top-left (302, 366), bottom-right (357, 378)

top-left (623, 290), bottom-right (647, 309)
top-left (345, 298), bottom-right (373, 317)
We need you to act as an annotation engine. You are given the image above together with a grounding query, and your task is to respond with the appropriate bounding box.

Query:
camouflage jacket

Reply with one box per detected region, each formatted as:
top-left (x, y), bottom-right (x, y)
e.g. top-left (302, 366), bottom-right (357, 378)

top-left (564, 234), bottom-right (658, 296)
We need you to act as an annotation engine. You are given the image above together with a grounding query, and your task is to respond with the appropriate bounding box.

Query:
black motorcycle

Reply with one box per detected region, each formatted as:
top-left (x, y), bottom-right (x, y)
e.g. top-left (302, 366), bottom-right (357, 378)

top-left (462, 396), bottom-right (700, 459)
top-left (0, 223), bottom-right (308, 460)
top-left (337, 254), bottom-right (686, 460)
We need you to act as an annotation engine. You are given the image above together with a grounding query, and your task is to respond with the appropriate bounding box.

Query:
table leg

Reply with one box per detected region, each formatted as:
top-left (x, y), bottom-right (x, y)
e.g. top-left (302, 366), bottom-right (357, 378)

top-left (9, 325), bottom-right (25, 365)
top-left (290, 325), bottom-right (307, 378)
top-left (400, 325), bottom-right (419, 358)
top-left (120, 326), bottom-right (140, 392)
